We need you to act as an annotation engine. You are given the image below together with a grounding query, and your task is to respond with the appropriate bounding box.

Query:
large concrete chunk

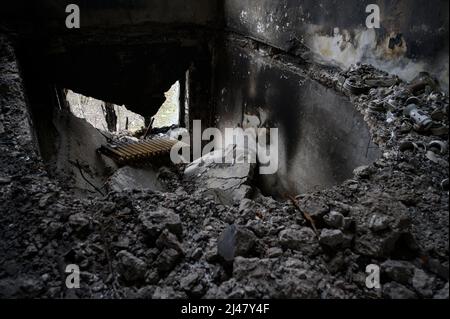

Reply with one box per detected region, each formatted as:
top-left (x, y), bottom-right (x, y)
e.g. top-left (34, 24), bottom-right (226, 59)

top-left (217, 225), bottom-right (257, 261)
top-left (107, 166), bottom-right (165, 192)
top-left (184, 147), bottom-right (255, 205)
top-left (139, 208), bottom-right (183, 241)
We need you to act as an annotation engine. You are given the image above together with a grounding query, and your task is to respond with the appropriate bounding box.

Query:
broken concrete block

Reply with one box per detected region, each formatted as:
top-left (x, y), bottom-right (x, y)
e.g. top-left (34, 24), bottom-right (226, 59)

top-left (412, 268), bottom-right (435, 298)
top-left (383, 282), bottom-right (418, 299)
top-left (433, 283), bottom-right (449, 299)
top-left (116, 250), bottom-right (147, 284)
top-left (279, 227), bottom-right (319, 255)
top-left (68, 213), bottom-right (90, 236)
top-left (107, 166), bottom-right (165, 192)
top-left (217, 224), bottom-right (257, 262)
top-left (155, 248), bottom-right (182, 274)
top-left (267, 247), bottom-right (283, 258)
top-left (381, 260), bottom-right (415, 285)
top-left (323, 211), bottom-right (345, 229)
top-left (139, 208), bottom-right (182, 241)
top-left (298, 196), bottom-right (329, 218)
top-left (319, 229), bottom-right (345, 249)
top-left (184, 148), bottom-right (255, 205)
top-left (156, 229), bottom-right (184, 255)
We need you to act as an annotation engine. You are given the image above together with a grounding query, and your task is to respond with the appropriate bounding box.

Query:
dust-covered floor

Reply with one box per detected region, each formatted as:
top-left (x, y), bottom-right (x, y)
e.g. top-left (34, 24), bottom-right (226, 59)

top-left (0, 35), bottom-right (449, 299)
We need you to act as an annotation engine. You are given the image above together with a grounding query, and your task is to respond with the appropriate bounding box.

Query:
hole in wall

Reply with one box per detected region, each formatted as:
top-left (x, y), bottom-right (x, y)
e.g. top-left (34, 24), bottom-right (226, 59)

top-left (35, 75), bottom-right (193, 197)
top-left (153, 81), bottom-right (180, 129)
top-left (65, 89), bottom-right (145, 134)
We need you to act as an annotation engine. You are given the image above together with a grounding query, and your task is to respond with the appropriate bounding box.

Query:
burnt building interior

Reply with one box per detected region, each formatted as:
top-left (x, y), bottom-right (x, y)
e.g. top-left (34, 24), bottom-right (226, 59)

top-left (0, 0), bottom-right (449, 299)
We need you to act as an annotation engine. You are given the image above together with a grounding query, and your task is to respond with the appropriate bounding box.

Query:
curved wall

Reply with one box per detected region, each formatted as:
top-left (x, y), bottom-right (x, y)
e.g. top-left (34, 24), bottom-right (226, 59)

top-left (214, 41), bottom-right (380, 197)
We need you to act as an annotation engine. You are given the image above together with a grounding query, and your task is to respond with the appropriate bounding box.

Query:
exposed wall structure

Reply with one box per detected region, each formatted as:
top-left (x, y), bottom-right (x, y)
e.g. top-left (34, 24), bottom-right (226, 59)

top-left (66, 90), bottom-right (145, 132)
top-left (213, 39), bottom-right (380, 196)
top-left (1, 0), bottom-right (219, 164)
top-left (1, 0), bottom-right (220, 119)
top-left (223, 0), bottom-right (449, 89)
top-left (0, 0), bottom-right (447, 196)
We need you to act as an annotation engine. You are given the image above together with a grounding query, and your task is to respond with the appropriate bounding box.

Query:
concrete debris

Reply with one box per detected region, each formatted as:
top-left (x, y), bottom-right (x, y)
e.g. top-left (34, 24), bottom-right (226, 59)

top-left (383, 282), bottom-right (418, 299)
top-left (434, 283), bottom-right (449, 300)
top-left (184, 147), bottom-right (255, 205)
top-left (0, 36), bottom-right (448, 299)
top-left (116, 250), bottom-right (147, 284)
top-left (139, 208), bottom-right (183, 241)
top-left (217, 224), bottom-right (257, 261)
top-left (319, 229), bottom-right (345, 249)
top-left (107, 166), bottom-right (165, 192)
top-left (156, 229), bottom-right (184, 255)
top-left (412, 269), bottom-right (435, 298)
top-left (266, 247), bottom-right (283, 258)
top-left (155, 248), bottom-right (183, 274)
top-left (353, 165), bottom-right (373, 179)
top-left (297, 195), bottom-right (329, 218)
top-left (381, 260), bottom-right (415, 285)
top-left (323, 211), bottom-right (345, 229)
top-left (279, 227), bottom-right (320, 255)
top-left (68, 213), bottom-right (91, 236)
top-left (0, 175), bottom-right (11, 185)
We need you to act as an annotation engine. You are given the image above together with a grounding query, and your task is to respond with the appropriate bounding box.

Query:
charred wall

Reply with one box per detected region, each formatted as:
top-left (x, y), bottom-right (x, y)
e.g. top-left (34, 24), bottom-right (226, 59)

top-left (213, 39), bottom-right (380, 197)
top-left (1, 0), bottom-right (220, 119)
top-left (0, 0), bottom-right (447, 196)
top-left (223, 0), bottom-right (449, 89)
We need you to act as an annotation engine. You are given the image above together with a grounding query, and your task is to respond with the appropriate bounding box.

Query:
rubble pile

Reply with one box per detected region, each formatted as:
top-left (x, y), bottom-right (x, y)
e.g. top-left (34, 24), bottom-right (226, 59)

top-left (0, 36), bottom-right (449, 299)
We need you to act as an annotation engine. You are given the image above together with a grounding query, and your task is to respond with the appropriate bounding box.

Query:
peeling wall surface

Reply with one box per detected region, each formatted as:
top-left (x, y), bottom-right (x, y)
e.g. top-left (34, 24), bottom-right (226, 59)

top-left (224, 0), bottom-right (449, 89)
top-left (214, 41), bottom-right (380, 197)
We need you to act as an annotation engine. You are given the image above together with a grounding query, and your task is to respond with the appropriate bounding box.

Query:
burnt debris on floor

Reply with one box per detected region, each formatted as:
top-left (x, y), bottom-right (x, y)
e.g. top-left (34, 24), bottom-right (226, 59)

top-left (0, 0), bottom-right (449, 300)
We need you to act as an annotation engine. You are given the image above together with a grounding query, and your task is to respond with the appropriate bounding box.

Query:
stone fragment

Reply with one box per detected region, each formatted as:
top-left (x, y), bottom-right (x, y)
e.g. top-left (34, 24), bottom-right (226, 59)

top-left (319, 229), bottom-right (345, 249)
top-left (298, 197), bottom-right (329, 218)
top-left (107, 166), bottom-right (165, 192)
top-left (217, 225), bottom-right (257, 261)
top-left (433, 283), bottom-right (449, 299)
top-left (267, 247), bottom-right (283, 258)
top-left (323, 211), bottom-right (345, 229)
top-left (0, 176), bottom-right (11, 185)
top-left (156, 229), bottom-right (184, 255)
top-left (155, 248), bottom-right (182, 274)
top-left (152, 287), bottom-right (186, 299)
top-left (180, 272), bottom-right (200, 291)
top-left (353, 165), bottom-right (372, 178)
top-left (412, 269), bottom-right (435, 298)
top-left (184, 148), bottom-right (255, 205)
top-left (279, 227), bottom-right (319, 255)
top-left (381, 260), bottom-right (415, 284)
top-left (139, 208), bottom-right (182, 240)
top-left (68, 213), bottom-right (90, 236)
top-left (116, 250), bottom-right (147, 283)
top-left (383, 282), bottom-right (417, 299)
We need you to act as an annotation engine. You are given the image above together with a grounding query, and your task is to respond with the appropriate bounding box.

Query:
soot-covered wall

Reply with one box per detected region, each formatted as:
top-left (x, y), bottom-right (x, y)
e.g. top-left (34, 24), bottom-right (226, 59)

top-left (224, 0), bottom-right (449, 90)
top-left (213, 40), bottom-right (380, 197)
top-left (1, 0), bottom-right (220, 121)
